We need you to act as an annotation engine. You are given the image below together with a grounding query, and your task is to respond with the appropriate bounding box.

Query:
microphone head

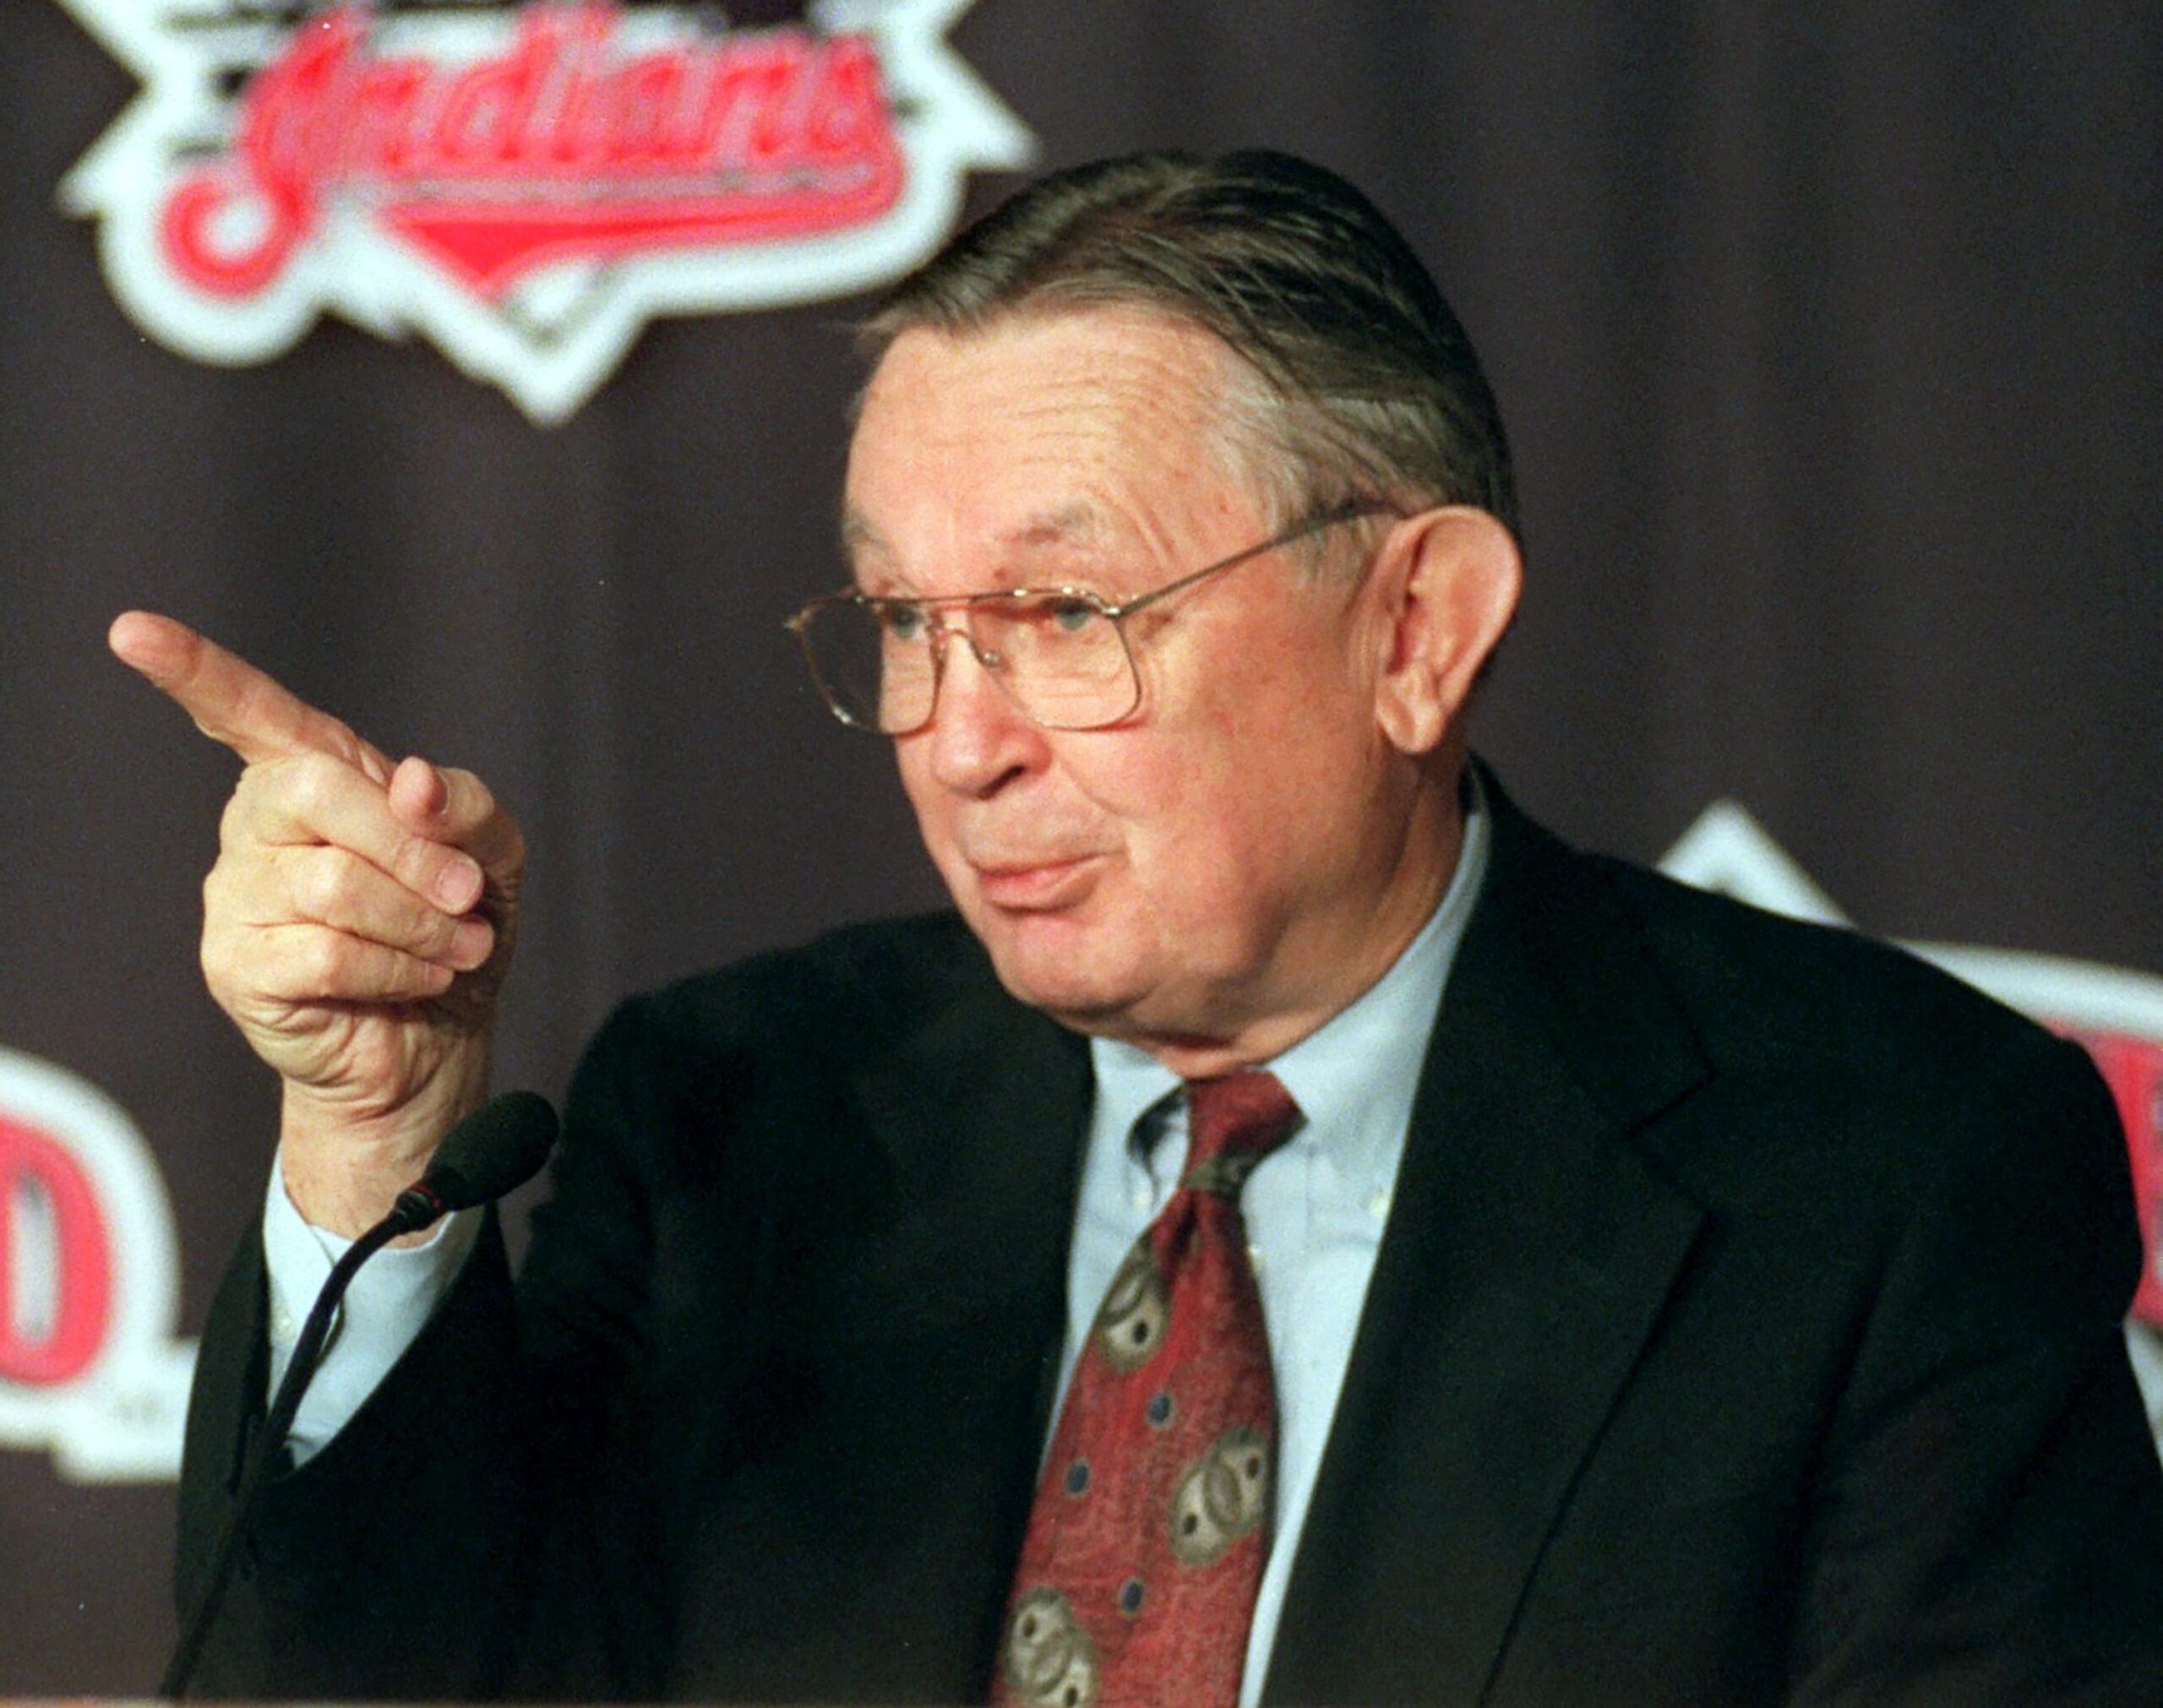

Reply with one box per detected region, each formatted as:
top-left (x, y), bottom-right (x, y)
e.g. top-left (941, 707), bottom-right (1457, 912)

top-left (421, 1091), bottom-right (559, 1211)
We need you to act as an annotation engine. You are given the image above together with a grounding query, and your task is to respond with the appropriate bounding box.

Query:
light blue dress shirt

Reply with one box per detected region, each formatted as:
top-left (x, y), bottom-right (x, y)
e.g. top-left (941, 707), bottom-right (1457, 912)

top-left (1062, 793), bottom-right (1488, 1705)
top-left (265, 793), bottom-right (1491, 1708)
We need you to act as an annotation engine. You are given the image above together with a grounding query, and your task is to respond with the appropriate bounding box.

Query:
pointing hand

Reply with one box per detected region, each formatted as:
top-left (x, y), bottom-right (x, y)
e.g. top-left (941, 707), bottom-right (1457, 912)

top-left (110, 612), bottom-right (526, 1233)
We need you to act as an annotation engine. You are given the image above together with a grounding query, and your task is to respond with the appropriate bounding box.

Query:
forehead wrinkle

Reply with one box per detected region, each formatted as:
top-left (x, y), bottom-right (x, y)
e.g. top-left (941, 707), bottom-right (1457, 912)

top-left (846, 313), bottom-right (1269, 594)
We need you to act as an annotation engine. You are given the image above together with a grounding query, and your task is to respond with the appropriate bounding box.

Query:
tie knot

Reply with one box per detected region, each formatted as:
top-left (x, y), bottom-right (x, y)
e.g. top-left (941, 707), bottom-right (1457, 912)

top-left (1180, 1070), bottom-right (1300, 1198)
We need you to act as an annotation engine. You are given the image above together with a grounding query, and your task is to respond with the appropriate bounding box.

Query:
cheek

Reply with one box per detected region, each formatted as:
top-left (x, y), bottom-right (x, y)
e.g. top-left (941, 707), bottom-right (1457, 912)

top-left (1149, 704), bottom-right (1376, 894)
top-left (1112, 742), bottom-right (1285, 908)
top-left (893, 748), bottom-right (962, 868)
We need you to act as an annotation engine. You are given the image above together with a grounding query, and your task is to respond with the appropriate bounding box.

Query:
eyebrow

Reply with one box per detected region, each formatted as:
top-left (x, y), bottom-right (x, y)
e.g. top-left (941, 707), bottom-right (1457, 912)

top-left (838, 504), bottom-right (883, 558)
top-left (1005, 502), bottom-right (1106, 551)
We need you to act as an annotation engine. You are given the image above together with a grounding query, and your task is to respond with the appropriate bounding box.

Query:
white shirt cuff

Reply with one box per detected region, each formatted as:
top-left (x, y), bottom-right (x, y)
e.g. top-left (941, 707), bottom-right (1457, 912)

top-left (260, 1158), bottom-right (481, 1466)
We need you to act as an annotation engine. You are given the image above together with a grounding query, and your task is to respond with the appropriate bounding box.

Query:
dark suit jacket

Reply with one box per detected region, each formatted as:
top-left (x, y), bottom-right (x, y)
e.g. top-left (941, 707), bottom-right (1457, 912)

top-left (179, 782), bottom-right (2163, 1705)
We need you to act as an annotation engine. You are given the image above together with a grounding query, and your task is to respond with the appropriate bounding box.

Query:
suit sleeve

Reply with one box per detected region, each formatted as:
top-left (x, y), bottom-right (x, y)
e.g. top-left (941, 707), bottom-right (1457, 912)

top-left (174, 996), bottom-right (690, 1700)
top-left (1788, 1031), bottom-right (2163, 1705)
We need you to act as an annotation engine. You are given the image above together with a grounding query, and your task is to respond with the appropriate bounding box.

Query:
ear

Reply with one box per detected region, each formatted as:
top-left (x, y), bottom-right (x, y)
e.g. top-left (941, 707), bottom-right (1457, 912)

top-left (1366, 506), bottom-right (1522, 757)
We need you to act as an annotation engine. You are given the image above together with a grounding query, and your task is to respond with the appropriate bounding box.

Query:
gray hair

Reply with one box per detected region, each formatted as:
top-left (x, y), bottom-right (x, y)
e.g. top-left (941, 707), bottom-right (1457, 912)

top-left (858, 150), bottom-right (1519, 541)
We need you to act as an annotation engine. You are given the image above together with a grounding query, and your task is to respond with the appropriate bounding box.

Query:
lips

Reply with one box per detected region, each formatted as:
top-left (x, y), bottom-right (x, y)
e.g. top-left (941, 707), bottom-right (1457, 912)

top-left (968, 854), bottom-right (1103, 910)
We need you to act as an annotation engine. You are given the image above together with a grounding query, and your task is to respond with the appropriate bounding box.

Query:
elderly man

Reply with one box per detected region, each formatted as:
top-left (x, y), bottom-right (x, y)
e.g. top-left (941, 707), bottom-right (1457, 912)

top-left (117, 151), bottom-right (2162, 1706)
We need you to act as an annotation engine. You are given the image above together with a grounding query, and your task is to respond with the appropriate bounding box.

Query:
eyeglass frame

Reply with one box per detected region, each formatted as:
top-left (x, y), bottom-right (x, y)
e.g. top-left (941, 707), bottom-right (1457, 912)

top-left (784, 498), bottom-right (1398, 736)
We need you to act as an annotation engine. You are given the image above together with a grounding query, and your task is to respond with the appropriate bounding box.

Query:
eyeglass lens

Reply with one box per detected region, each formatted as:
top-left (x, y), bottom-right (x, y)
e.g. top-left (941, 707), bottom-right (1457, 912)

top-left (800, 593), bottom-right (1137, 732)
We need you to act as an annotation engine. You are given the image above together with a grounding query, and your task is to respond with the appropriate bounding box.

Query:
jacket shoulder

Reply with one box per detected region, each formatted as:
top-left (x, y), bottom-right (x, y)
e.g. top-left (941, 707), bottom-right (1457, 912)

top-left (548, 910), bottom-right (1048, 1197)
top-left (1474, 783), bottom-right (2119, 1223)
top-left (1594, 851), bottom-right (2066, 1074)
top-left (596, 911), bottom-right (998, 1071)
top-left (1571, 848), bottom-right (2128, 1273)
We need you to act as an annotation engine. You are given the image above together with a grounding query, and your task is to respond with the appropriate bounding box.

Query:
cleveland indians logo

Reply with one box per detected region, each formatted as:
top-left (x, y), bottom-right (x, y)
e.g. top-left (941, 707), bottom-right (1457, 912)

top-left (0, 1047), bottom-right (193, 1482)
top-left (52, 0), bottom-right (1033, 422)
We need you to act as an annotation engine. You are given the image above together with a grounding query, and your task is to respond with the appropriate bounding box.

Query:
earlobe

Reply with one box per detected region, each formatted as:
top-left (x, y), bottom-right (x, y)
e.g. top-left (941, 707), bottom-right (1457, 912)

top-left (1371, 507), bottom-right (1523, 755)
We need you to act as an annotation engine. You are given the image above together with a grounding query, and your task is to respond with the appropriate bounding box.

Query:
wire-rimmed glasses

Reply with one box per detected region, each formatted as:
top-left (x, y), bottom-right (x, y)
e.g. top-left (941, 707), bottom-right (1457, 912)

top-left (786, 500), bottom-right (1392, 734)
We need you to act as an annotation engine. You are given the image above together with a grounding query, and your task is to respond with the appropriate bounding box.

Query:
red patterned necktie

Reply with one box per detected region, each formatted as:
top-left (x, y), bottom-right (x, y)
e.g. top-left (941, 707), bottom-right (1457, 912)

top-left (994, 1071), bottom-right (1302, 1708)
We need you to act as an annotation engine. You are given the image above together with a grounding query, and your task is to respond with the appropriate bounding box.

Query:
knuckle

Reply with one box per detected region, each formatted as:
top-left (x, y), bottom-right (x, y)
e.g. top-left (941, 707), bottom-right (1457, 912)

top-left (296, 850), bottom-right (355, 919)
top-left (204, 854), bottom-right (266, 921)
top-left (198, 931), bottom-right (233, 993)
top-left (200, 926), bottom-right (260, 1003)
top-left (294, 928), bottom-right (348, 991)
top-left (217, 782), bottom-right (260, 851)
top-left (285, 751), bottom-right (346, 818)
top-left (323, 716), bottom-right (365, 759)
top-left (202, 863), bottom-right (245, 931)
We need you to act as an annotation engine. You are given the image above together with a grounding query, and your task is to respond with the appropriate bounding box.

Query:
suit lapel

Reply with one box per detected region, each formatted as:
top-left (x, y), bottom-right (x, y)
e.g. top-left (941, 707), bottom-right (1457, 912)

top-left (673, 934), bottom-right (1096, 1703)
top-left (844, 965), bottom-right (1095, 1360)
top-left (798, 962), bottom-right (1092, 1685)
top-left (1266, 784), bottom-right (1711, 1706)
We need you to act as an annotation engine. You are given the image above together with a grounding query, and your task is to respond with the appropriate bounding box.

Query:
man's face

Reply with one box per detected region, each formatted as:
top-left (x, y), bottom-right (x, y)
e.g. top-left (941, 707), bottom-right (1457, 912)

top-left (844, 311), bottom-right (1440, 1065)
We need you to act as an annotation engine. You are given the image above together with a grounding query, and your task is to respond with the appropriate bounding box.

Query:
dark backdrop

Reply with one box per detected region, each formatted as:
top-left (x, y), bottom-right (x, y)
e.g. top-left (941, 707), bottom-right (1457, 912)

top-left (3, 1), bottom-right (2157, 1692)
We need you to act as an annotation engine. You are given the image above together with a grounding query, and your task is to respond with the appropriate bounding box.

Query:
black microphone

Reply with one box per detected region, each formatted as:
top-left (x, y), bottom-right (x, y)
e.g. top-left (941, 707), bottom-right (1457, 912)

top-left (161, 1091), bottom-right (558, 1700)
top-left (386, 1088), bottom-right (560, 1232)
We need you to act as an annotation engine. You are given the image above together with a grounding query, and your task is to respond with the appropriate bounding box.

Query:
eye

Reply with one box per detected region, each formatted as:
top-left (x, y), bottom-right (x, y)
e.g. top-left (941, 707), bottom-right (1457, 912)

top-left (1047, 597), bottom-right (1099, 635)
top-left (879, 602), bottom-right (929, 642)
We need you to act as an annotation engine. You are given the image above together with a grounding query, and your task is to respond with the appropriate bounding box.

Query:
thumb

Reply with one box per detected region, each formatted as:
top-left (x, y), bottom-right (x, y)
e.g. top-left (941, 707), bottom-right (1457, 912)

top-left (388, 756), bottom-right (524, 889)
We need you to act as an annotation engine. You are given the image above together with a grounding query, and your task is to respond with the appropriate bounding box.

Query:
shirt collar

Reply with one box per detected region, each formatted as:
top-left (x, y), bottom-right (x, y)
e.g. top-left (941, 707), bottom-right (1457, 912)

top-left (1087, 771), bottom-right (1492, 1191)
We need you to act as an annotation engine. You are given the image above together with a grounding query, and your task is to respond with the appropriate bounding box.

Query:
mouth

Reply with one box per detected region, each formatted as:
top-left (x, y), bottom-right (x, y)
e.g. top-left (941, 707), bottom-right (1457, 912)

top-left (968, 854), bottom-right (1103, 911)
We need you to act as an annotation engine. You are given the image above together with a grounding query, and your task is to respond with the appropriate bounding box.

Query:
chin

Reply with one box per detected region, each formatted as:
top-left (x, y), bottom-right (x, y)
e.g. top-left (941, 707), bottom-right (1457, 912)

top-left (974, 921), bottom-right (1147, 1031)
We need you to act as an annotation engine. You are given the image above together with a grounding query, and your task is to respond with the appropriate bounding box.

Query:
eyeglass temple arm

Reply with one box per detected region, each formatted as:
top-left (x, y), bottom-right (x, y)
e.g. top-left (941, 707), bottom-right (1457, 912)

top-left (1098, 500), bottom-right (1398, 620)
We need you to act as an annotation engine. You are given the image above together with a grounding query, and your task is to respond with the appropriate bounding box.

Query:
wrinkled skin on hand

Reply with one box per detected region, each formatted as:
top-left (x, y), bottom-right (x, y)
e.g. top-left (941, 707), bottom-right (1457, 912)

top-left (111, 611), bottom-right (526, 1233)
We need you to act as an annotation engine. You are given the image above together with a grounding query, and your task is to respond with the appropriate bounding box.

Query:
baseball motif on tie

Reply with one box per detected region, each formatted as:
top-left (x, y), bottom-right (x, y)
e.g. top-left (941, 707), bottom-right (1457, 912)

top-left (1005, 1588), bottom-right (1099, 1707)
top-left (1168, 1428), bottom-right (1271, 1567)
top-left (995, 1071), bottom-right (1301, 1708)
top-left (1095, 1245), bottom-right (1170, 1372)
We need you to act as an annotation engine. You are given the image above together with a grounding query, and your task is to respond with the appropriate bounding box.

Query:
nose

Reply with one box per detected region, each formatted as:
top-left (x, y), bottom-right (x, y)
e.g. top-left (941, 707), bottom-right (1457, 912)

top-left (918, 627), bottom-right (1048, 797)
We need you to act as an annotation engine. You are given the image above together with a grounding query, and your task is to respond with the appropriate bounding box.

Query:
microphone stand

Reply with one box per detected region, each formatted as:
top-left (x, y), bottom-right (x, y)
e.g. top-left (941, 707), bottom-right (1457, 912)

top-left (161, 1090), bottom-right (556, 1699)
top-left (161, 1199), bottom-right (434, 1700)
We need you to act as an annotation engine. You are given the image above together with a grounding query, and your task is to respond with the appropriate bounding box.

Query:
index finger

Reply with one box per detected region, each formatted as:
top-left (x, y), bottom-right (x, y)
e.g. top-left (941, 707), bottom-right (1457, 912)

top-left (109, 611), bottom-right (391, 778)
